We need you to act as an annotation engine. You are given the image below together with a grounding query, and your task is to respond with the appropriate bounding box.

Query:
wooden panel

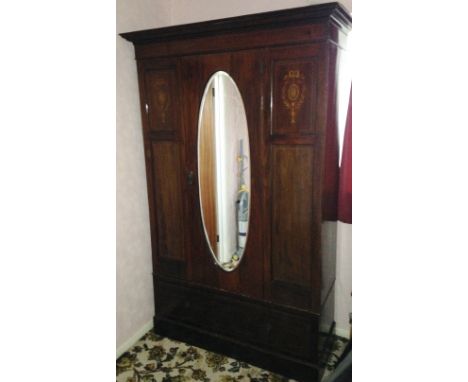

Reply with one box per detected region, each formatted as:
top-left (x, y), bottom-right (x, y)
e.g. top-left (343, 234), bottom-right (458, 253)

top-left (179, 50), bottom-right (266, 299)
top-left (270, 45), bottom-right (320, 137)
top-left (144, 69), bottom-right (179, 133)
top-left (180, 52), bottom-right (231, 289)
top-left (270, 280), bottom-right (312, 311)
top-left (155, 277), bottom-right (319, 363)
top-left (159, 258), bottom-right (186, 279)
top-left (155, 278), bottom-right (269, 347)
top-left (271, 146), bottom-right (314, 286)
top-left (133, 24), bottom-right (327, 59)
top-left (322, 43), bottom-right (340, 221)
top-left (151, 142), bottom-right (185, 261)
top-left (229, 49), bottom-right (266, 300)
top-left (272, 61), bottom-right (317, 135)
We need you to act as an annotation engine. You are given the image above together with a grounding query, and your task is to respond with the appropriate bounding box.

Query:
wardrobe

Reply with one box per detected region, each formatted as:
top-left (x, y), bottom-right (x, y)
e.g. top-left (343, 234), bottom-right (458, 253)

top-left (121, 3), bottom-right (351, 381)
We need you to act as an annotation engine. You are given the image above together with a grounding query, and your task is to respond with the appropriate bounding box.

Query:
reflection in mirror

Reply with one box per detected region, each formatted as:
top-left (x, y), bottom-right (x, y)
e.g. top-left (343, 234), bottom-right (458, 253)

top-left (198, 71), bottom-right (250, 272)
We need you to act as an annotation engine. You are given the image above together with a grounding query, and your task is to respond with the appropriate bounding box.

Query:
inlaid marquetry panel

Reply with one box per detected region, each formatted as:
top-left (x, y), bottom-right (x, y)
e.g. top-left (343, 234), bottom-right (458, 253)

top-left (270, 46), bottom-right (320, 137)
top-left (145, 69), bottom-right (179, 134)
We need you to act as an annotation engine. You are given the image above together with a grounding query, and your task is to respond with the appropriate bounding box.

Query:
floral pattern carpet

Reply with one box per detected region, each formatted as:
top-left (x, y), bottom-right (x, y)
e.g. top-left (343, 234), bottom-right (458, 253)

top-left (117, 330), bottom-right (347, 382)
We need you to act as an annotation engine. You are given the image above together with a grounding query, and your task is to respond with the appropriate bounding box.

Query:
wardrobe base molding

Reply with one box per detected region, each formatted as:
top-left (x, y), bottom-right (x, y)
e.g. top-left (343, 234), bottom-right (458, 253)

top-left (153, 277), bottom-right (331, 381)
top-left (153, 317), bottom-right (321, 382)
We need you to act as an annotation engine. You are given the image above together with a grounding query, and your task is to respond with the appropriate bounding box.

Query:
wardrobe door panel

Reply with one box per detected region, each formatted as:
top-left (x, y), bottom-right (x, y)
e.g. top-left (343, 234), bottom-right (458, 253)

top-left (268, 44), bottom-right (325, 312)
top-left (270, 145), bottom-right (321, 310)
top-left (139, 60), bottom-right (188, 279)
top-left (144, 68), bottom-right (180, 136)
top-left (152, 141), bottom-right (185, 276)
top-left (229, 49), bottom-right (266, 300)
top-left (271, 146), bottom-right (314, 284)
top-left (180, 53), bottom-right (231, 289)
top-left (181, 51), bottom-right (265, 299)
top-left (269, 44), bottom-right (322, 140)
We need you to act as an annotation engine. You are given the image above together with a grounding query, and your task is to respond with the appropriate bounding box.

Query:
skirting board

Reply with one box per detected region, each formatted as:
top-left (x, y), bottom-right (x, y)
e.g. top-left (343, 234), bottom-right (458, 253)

top-left (335, 327), bottom-right (350, 340)
top-left (116, 319), bottom-right (154, 359)
top-left (320, 324), bottom-right (350, 340)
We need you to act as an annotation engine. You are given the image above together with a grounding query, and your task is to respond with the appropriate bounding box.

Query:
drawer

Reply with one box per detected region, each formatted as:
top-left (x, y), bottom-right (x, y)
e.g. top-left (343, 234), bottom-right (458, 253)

top-left (155, 279), bottom-right (269, 347)
top-left (267, 308), bottom-right (319, 361)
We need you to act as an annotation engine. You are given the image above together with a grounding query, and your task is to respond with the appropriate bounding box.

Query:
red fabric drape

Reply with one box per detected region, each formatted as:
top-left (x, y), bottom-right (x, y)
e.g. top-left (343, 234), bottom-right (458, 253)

top-left (338, 88), bottom-right (352, 224)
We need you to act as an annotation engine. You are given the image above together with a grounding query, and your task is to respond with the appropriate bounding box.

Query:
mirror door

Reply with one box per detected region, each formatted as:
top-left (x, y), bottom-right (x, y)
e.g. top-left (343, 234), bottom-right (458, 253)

top-left (198, 71), bottom-right (251, 272)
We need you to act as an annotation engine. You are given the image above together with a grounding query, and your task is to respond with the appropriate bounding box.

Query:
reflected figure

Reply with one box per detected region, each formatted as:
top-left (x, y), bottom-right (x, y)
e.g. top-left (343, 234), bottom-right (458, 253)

top-left (198, 72), bottom-right (251, 272)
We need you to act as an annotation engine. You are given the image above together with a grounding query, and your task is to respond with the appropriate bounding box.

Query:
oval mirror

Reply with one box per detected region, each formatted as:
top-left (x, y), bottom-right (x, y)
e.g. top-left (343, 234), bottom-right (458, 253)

top-left (198, 71), bottom-right (251, 272)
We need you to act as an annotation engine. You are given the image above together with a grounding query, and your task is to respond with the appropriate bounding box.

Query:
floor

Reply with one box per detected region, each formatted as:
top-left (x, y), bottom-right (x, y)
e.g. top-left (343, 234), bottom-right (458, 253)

top-left (116, 330), bottom-right (348, 382)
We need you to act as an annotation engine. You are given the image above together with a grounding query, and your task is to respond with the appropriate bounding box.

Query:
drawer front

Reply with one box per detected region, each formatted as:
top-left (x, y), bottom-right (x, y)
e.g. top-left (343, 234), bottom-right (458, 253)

top-left (155, 278), bottom-right (319, 362)
top-left (155, 279), bottom-right (269, 347)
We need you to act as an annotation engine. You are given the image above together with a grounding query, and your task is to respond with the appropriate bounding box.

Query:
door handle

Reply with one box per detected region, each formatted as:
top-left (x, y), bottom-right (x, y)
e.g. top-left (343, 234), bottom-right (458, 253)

top-left (187, 170), bottom-right (195, 185)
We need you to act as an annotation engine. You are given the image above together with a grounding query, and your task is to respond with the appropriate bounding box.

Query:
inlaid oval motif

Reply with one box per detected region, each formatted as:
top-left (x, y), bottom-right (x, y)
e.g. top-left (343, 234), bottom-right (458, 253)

top-left (287, 83), bottom-right (300, 101)
top-left (154, 80), bottom-right (170, 124)
top-left (157, 90), bottom-right (168, 106)
top-left (197, 71), bottom-right (251, 272)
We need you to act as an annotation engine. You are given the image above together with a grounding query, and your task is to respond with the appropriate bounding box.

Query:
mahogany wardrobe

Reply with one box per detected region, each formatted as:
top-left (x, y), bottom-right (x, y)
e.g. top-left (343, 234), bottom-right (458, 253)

top-left (121, 3), bottom-right (351, 381)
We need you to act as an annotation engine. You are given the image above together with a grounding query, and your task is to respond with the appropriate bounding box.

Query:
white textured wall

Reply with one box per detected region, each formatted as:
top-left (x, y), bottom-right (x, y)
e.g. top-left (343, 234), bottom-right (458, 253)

top-left (335, 222), bottom-right (352, 337)
top-left (116, 0), bottom-right (172, 354)
top-left (170, 0), bottom-right (351, 25)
